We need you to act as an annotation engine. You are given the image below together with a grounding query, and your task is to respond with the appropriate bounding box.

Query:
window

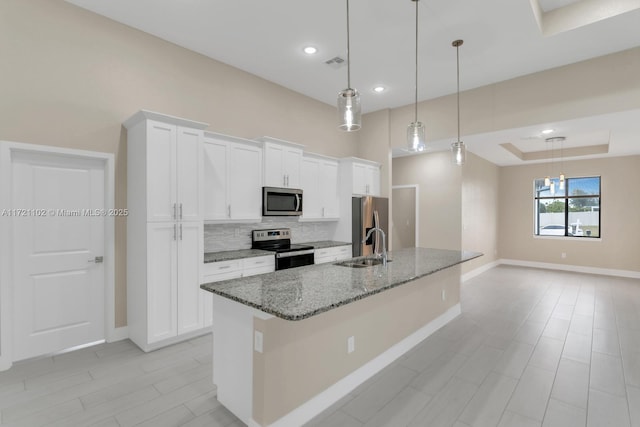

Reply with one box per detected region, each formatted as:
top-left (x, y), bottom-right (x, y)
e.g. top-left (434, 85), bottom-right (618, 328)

top-left (534, 176), bottom-right (601, 238)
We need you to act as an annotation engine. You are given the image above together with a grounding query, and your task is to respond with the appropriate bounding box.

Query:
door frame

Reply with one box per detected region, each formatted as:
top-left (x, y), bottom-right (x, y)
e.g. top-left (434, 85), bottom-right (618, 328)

top-left (391, 184), bottom-right (420, 247)
top-left (0, 141), bottom-right (116, 371)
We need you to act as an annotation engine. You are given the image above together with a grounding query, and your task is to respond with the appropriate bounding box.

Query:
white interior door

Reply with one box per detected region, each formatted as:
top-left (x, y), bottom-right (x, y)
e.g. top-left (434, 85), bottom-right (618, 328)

top-left (11, 151), bottom-right (105, 361)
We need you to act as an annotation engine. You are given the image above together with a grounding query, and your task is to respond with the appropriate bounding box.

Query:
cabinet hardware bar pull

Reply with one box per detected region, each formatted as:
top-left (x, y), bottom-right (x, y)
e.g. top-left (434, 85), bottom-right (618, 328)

top-left (179, 203), bottom-right (183, 220)
top-left (173, 203), bottom-right (177, 220)
top-left (180, 224), bottom-right (183, 240)
top-left (228, 205), bottom-right (231, 218)
top-left (219, 265), bottom-right (230, 269)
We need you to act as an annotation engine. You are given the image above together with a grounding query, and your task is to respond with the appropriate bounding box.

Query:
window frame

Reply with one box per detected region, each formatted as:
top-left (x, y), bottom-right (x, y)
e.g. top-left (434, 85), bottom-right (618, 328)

top-left (534, 175), bottom-right (601, 238)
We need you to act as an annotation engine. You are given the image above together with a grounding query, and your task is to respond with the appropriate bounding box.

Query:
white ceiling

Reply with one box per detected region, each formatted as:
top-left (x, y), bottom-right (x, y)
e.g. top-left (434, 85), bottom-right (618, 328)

top-left (65, 0), bottom-right (640, 165)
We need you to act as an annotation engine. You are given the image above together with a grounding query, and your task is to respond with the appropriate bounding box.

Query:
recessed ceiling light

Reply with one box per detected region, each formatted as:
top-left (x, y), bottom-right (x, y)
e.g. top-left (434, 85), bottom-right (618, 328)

top-left (303, 46), bottom-right (317, 55)
top-left (373, 86), bottom-right (386, 93)
top-left (542, 129), bottom-right (554, 134)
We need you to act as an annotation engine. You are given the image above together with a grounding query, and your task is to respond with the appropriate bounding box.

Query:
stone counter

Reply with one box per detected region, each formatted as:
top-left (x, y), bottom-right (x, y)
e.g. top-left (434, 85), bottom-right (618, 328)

top-left (201, 247), bottom-right (481, 320)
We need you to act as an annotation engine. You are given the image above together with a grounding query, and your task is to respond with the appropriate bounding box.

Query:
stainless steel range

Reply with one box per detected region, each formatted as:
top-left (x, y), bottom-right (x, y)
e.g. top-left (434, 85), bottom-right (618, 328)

top-left (251, 228), bottom-right (314, 270)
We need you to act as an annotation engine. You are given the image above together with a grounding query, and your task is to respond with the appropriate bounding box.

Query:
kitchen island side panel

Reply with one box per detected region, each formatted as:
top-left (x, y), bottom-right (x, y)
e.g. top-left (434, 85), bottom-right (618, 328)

top-left (252, 265), bottom-right (460, 425)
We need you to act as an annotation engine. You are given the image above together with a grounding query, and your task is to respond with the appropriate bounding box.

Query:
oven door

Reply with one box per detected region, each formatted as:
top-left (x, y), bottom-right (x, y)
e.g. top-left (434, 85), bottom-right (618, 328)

top-left (275, 250), bottom-right (315, 270)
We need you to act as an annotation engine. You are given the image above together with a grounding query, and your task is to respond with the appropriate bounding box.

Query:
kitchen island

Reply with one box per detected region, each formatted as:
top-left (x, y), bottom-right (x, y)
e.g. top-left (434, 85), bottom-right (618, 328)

top-left (201, 247), bottom-right (481, 427)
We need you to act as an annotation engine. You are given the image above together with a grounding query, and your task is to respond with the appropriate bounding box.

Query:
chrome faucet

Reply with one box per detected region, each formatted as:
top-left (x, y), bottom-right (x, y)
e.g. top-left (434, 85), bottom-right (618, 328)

top-left (363, 227), bottom-right (387, 267)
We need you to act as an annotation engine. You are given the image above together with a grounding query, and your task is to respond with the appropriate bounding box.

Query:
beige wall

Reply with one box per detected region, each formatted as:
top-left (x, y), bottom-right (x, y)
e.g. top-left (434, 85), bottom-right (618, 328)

top-left (462, 153), bottom-right (500, 273)
top-left (0, 0), bottom-right (360, 328)
top-left (498, 155), bottom-right (640, 272)
top-left (252, 266), bottom-right (460, 425)
top-left (392, 152), bottom-right (462, 251)
top-left (357, 109), bottom-right (392, 197)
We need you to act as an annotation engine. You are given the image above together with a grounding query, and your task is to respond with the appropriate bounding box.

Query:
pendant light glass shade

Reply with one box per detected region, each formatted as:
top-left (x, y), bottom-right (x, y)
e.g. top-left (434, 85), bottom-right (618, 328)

top-left (544, 176), bottom-right (551, 186)
top-left (406, 0), bottom-right (426, 152)
top-left (451, 39), bottom-right (465, 165)
top-left (337, 0), bottom-right (361, 132)
top-left (338, 88), bottom-right (361, 131)
top-left (407, 121), bottom-right (426, 152)
top-left (452, 141), bottom-right (466, 165)
top-left (559, 173), bottom-right (565, 190)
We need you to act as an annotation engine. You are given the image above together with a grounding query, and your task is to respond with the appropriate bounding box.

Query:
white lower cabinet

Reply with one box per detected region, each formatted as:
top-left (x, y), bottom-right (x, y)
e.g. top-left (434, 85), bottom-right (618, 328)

top-left (134, 221), bottom-right (204, 350)
top-left (314, 245), bottom-right (352, 264)
top-left (201, 255), bottom-right (275, 327)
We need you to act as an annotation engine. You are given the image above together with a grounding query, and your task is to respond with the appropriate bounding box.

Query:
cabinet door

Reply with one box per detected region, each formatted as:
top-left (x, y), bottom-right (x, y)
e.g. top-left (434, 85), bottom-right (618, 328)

top-left (283, 148), bottom-right (302, 188)
top-left (366, 165), bottom-right (381, 196)
top-left (263, 143), bottom-right (285, 187)
top-left (352, 162), bottom-right (367, 195)
top-left (203, 139), bottom-right (229, 220)
top-left (177, 222), bottom-right (203, 334)
top-left (229, 143), bottom-right (262, 220)
top-left (146, 121), bottom-right (177, 222)
top-left (320, 160), bottom-right (340, 218)
top-left (147, 223), bottom-right (178, 343)
top-left (176, 127), bottom-right (202, 221)
top-left (300, 157), bottom-right (321, 219)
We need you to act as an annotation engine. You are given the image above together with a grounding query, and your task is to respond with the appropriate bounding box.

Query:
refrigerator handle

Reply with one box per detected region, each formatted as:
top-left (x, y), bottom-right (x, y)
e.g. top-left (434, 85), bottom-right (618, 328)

top-left (373, 210), bottom-right (380, 254)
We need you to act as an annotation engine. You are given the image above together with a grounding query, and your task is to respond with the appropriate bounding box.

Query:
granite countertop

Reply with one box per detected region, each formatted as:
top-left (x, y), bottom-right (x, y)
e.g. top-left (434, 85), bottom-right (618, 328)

top-left (204, 249), bottom-right (273, 263)
top-left (303, 240), bottom-right (352, 249)
top-left (201, 247), bottom-right (481, 321)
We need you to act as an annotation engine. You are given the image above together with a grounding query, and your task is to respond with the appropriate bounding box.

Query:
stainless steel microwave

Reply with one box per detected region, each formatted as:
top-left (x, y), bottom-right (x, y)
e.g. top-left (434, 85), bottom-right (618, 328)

top-left (262, 187), bottom-right (303, 216)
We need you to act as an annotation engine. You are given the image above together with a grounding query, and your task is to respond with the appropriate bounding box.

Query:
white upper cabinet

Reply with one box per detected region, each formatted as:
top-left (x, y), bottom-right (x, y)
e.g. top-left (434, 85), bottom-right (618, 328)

top-left (347, 158), bottom-right (381, 196)
top-left (203, 132), bottom-right (262, 222)
top-left (125, 112), bottom-right (206, 223)
top-left (257, 137), bottom-right (304, 188)
top-left (301, 153), bottom-right (339, 220)
top-left (228, 142), bottom-right (262, 220)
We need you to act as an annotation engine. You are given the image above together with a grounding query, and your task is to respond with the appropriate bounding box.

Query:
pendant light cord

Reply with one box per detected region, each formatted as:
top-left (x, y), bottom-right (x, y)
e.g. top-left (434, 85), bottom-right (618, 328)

top-left (414, 0), bottom-right (418, 122)
top-left (456, 42), bottom-right (460, 143)
top-left (346, 0), bottom-right (351, 89)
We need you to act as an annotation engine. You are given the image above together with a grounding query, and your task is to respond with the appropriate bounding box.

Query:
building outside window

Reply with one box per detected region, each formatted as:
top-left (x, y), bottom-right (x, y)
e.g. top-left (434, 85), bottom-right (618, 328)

top-left (534, 176), bottom-right (601, 237)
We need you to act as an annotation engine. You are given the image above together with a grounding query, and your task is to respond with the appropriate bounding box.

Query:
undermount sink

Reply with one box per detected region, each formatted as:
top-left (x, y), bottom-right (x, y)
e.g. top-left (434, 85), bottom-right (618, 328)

top-left (334, 257), bottom-right (387, 268)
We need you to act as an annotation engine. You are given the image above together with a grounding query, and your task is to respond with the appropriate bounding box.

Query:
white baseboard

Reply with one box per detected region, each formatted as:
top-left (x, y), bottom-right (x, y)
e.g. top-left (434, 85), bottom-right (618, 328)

top-left (499, 259), bottom-right (640, 279)
top-left (107, 326), bottom-right (129, 343)
top-left (462, 261), bottom-right (500, 282)
top-left (256, 304), bottom-right (462, 427)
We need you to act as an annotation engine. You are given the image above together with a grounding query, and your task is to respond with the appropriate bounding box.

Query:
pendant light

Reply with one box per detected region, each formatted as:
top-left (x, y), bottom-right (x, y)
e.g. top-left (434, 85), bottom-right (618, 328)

top-left (337, 0), bottom-right (361, 131)
top-left (406, 0), bottom-right (425, 152)
top-left (451, 39), bottom-right (466, 165)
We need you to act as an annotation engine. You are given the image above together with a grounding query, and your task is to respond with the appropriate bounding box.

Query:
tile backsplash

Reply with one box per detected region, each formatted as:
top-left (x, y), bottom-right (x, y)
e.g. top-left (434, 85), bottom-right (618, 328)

top-left (204, 219), bottom-right (338, 252)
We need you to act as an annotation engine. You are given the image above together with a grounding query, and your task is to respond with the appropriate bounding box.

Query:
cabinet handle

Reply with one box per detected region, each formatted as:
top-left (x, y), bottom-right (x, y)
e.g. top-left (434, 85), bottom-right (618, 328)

top-left (173, 203), bottom-right (177, 220)
top-left (228, 205), bottom-right (231, 218)
top-left (179, 224), bottom-right (183, 240)
top-left (322, 207), bottom-right (325, 217)
top-left (173, 224), bottom-right (177, 241)
top-left (179, 203), bottom-right (183, 220)
top-left (219, 265), bottom-right (231, 270)
top-left (283, 175), bottom-right (287, 187)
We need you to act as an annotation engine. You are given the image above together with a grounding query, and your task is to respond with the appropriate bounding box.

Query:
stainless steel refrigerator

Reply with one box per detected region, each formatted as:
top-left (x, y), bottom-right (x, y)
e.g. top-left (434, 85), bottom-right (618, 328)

top-left (352, 196), bottom-right (389, 257)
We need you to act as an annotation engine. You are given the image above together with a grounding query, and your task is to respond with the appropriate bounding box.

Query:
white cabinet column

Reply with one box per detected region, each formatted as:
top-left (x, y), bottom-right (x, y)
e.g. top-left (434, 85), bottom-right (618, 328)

top-left (124, 110), bottom-right (208, 352)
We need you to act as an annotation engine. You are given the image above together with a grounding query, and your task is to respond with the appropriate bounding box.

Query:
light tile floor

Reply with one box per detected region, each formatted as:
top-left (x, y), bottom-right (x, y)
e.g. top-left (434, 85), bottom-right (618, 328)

top-left (1, 265), bottom-right (638, 426)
